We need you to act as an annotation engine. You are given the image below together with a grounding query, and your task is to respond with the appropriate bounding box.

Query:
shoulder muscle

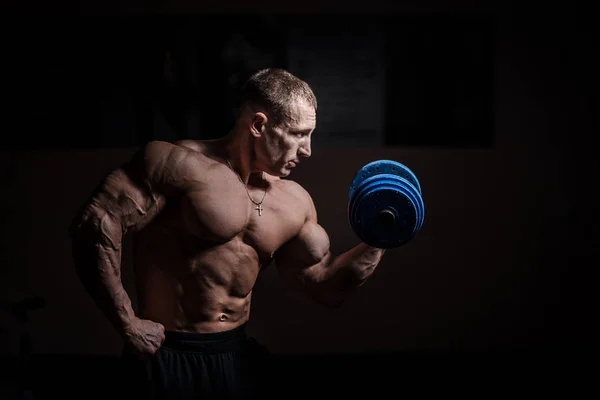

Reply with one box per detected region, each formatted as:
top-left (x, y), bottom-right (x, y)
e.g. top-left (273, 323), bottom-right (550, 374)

top-left (131, 140), bottom-right (201, 194)
top-left (276, 180), bottom-right (329, 266)
top-left (282, 179), bottom-right (317, 222)
top-left (69, 141), bottom-right (201, 241)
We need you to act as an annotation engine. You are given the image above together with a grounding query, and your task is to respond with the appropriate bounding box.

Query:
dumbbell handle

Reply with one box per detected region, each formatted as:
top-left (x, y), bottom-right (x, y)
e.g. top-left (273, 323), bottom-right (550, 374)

top-left (376, 208), bottom-right (396, 229)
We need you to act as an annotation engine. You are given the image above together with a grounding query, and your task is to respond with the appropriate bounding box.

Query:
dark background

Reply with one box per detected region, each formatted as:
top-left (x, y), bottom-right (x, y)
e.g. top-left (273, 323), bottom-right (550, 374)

top-left (2, 12), bottom-right (495, 148)
top-left (0, 0), bottom-right (597, 398)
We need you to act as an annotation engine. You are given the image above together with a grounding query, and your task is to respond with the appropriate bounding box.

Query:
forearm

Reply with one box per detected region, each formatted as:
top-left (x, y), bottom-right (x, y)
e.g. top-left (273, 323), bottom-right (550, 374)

top-left (66, 150), bottom-right (169, 335)
top-left (316, 243), bottom-right (385, 306)
top-left (71, 235), bottom-right (136, 337)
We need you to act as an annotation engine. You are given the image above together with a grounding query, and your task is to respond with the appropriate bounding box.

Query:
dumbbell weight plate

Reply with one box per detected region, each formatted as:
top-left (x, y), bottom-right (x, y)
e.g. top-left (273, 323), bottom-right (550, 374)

top-left (349, 174), bottom-right (424, 234)
top-left (348, 159), bottom-right (422, 202)
top-left (348, 175), bottom-right (423, 248)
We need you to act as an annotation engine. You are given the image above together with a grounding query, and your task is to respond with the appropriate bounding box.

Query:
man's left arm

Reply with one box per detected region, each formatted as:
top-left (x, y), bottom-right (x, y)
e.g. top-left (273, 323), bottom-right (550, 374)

top-left (274, 192), bottom-right (385, 307)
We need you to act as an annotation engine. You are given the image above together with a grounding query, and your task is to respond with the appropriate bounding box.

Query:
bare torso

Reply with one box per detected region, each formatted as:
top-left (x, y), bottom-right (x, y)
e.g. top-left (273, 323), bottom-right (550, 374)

top-left (131, 140), bottom-right (308, 333)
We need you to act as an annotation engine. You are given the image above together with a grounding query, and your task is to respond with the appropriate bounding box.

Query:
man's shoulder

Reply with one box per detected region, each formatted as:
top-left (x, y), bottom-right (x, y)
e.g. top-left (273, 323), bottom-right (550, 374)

top-left (172, 140), bottom-right (224, 168)
top-left (174, 139), bottom-right (208, 153)
top-left (278, 177), bottom-right (308, 195)
top-left (137, 140), bottom-right (216, 185)
top-left (278, 178), bottom-right (316, 213)
top-left (141, 140), bottom-right (202, 167)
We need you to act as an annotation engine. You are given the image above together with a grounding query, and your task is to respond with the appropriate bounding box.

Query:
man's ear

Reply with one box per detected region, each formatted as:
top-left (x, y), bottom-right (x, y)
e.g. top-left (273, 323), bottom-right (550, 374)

top-left (250, 112), bottom-right (268, 138)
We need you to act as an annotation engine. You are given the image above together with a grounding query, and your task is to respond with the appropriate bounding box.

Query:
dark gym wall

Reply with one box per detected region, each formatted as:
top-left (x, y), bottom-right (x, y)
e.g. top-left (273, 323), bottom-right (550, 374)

top-left (0, 1), bottom-right (596, 359)
top-left (2, 14), bottom-right (494, 149)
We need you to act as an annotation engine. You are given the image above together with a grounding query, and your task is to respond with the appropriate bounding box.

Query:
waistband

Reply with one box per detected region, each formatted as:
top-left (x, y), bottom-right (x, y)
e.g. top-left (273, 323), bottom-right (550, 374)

top-left (162, 323), bottom-right (248, 353)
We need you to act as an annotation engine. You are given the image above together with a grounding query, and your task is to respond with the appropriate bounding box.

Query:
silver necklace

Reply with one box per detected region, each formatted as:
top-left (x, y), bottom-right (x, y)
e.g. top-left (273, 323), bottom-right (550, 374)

top-left (226, 159), bottom-right (268, 216)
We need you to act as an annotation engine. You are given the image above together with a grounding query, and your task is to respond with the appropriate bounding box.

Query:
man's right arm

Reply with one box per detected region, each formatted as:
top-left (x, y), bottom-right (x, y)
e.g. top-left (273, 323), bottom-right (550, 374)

top-left (68, 141), bottom-right (196, 342)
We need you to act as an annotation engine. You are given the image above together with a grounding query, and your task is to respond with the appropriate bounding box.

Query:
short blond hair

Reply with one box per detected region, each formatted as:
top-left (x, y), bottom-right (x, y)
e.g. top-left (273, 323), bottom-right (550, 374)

top-left (236, 68), bottom-right (317, 127)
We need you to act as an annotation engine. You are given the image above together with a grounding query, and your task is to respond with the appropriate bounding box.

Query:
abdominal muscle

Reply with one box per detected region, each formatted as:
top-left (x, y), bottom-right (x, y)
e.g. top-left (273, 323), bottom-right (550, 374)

top-left (131, 225), bottom-right (265, 333)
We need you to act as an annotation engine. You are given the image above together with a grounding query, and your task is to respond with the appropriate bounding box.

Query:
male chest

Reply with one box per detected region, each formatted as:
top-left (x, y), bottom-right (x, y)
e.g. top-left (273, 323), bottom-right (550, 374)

top-left (179, 180), bottom-right (306, 253)
top-left (243, 189), bottom-right (306, 257)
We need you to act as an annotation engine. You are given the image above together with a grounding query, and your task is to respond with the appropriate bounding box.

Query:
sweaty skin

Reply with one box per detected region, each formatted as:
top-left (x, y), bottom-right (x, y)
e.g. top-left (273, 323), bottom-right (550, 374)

top-left (69, 99), bottom-right (385, 356)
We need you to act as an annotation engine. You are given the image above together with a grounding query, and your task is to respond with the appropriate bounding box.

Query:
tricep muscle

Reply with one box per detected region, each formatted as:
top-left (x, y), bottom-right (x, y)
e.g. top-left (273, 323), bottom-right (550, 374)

top-left (69, 141), bottom-right (195, 242)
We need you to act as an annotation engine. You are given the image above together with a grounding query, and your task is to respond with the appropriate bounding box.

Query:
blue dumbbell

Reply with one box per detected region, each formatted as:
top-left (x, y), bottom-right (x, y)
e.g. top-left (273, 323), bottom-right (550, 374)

top-left (348, 160), bottom-right (425, 249)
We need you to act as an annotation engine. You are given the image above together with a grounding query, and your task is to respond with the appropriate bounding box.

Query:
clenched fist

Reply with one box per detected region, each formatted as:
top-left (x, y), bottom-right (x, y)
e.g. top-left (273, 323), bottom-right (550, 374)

top-left (122, 317), bottom-right (165, 359)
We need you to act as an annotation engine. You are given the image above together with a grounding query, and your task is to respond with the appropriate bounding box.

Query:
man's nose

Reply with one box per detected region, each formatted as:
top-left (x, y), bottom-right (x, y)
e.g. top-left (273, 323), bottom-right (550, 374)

top-left (298, 139), bottom-right (311, 158)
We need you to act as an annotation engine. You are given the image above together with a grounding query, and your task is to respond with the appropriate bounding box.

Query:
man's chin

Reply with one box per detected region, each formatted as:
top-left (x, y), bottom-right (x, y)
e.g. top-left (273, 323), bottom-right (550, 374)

top-left (278, 167), bottom-right (292, 178)
top-left (263, 165), bottom-right (292, 178)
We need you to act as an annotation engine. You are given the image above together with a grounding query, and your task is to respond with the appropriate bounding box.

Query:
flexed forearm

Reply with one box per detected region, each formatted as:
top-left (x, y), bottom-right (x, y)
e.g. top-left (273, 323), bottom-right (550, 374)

top-left (70, 217), bottom-right (136, 337)
top-left (68, 147), bottom-right (171, 335)
top-left (314, 243), bottom-right (386, 307)
top-left (330, 243), bottom-right (385, 287)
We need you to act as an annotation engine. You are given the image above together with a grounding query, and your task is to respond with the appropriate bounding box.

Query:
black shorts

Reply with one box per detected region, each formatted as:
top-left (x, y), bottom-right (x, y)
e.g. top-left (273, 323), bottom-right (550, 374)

top-left (120, 324), bottom-right (272, 400)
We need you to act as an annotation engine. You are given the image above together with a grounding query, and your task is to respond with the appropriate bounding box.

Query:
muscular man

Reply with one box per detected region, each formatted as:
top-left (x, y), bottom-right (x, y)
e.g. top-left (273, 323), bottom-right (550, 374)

top-left (69, 68), bottom-right (386, 399)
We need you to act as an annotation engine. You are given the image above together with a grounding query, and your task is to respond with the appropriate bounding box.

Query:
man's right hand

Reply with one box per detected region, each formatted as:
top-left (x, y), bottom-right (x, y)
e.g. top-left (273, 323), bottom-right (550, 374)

top-left (122, 317), bottom-right (166, 359)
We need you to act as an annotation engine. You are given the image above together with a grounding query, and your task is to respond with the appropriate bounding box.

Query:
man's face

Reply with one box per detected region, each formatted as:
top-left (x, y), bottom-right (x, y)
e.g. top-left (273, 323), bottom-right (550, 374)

top-left (255, 99), bottom-right (315, 177)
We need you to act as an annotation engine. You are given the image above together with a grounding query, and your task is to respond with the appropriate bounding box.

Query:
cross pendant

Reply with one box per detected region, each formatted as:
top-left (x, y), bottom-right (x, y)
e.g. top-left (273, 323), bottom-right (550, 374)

top-left (255, 204), bottom-right (263, 216)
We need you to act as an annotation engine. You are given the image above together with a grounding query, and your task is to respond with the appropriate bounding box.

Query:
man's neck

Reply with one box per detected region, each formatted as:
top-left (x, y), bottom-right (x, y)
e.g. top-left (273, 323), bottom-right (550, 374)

top-left (221, 129), bottom-right (258, 185)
